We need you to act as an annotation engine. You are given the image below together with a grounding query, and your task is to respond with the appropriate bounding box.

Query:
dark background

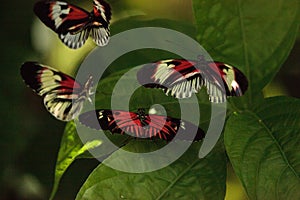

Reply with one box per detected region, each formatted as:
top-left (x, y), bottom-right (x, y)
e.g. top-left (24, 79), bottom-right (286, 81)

top-left (0, 0), bottom-right (298, 199)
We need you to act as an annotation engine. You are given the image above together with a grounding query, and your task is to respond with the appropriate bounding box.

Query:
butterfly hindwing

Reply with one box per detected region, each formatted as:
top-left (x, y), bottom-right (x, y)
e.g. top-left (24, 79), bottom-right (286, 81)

top-left (90, 26), bottom-right (110, 46)
top-left (21, 62), bottom-right (93, 121)
top-left (79, 109), bottom-right (205, 141)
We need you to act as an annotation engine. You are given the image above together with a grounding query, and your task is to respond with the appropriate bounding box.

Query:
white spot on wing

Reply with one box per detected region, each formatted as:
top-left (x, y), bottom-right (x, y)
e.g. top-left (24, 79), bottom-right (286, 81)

top-left (51, 2), bottom-right (70, 28)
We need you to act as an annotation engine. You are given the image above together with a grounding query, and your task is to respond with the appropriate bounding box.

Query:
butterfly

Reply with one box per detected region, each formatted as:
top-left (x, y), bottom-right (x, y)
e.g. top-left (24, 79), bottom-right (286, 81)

top-left (34, 0), bottom-right (111, 49)
top-left (79, 108), bottom-right (205, 142)
top-left (137, 57), bottom-right (248, 103)
top-left (20, 62), bottom-right (94, 121)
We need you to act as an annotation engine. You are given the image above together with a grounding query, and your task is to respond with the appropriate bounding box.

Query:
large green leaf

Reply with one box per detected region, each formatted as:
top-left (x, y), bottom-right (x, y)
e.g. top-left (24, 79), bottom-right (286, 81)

top-left (224, 96), bottom-right (300, 199)
top-left (192, 0), bottom-right (299, 106)
top-left (50, 121), bottom-right (133, 199)
top-left (49, 122), bottom-right (103, 200)
top-left (76, 141), bottom-right (227, 200)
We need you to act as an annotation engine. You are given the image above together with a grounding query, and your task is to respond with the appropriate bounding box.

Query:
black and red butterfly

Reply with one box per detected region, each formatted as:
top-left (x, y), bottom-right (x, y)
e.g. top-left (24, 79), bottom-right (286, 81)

top-left (34, 0), bottom-right (111, 49)
top-left (79, 108), bottom-right (205, 142)
top-left (137, 57), bottom-right (248, 103)
top-left (20, 62), bottom-right (94, 121)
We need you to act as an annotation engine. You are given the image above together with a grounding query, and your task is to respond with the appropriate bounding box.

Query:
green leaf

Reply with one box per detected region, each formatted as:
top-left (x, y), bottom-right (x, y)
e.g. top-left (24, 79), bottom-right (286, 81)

top-left (49, 122), bottom-right (103, 200)
top-left (192, 0), bottom-right (299, 106)
top-left (224, 96), bottom-right (300, 199)
top-left (50, 119), bottom-right (136, 199)
top-left (76, 141), bottom-right (227, 200)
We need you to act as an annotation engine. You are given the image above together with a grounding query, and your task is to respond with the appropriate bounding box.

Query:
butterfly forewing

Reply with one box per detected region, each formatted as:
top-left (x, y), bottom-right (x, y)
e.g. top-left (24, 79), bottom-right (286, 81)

top-left (213, 62), bottom-right (248, 97)
top-left (79, 109), bottom-right (205, 141)
top-left (21, 62), bottom-right (93, 121)
top-left (93, 0), bottom-right (111, 22)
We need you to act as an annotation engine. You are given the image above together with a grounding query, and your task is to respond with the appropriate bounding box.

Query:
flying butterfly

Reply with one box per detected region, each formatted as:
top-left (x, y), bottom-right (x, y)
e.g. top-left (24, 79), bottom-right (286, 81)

top-left (137, 57), bottom-right (248, 103)
top-left (79, 108), bottom-right (205, 142)
top-left (34, 0), bottom-right (111, 49)
top-left (20, 62), bottom-right (94, 121)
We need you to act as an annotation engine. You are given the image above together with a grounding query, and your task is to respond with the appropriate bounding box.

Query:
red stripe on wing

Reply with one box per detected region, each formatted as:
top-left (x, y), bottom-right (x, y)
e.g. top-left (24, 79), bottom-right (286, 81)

top-left (79, 109), bottom-right (205, 142)
top-left (63, 5), bottom-right (90, 20)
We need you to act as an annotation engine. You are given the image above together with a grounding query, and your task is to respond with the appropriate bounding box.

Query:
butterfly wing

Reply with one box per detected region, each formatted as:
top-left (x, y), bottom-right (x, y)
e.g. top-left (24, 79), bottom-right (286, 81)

top-left (137, 59), bottom-right (248, 103)
top-left (79, 109), bottom-right (205, 141)
top-left (137, 59), bottom-right (204, 99)
top-left (90, 0), bottom-right (111, 46)
top-left (34, 0), bottom-right (91, 49)
top-left (21, 62), bottom-right (90, 121)
top-left (146, 114), bottom-right (205, 141)
top-left (211, 62), bottom-right (248, 97)
top-left (78, 109), bottom-right (145, 135)
top-left (198, 61), bottom-right (249, 102)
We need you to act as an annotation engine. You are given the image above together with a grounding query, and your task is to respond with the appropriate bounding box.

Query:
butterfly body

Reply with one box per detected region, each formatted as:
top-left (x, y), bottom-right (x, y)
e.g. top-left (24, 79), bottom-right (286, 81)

top-left (21, 62), bottom-right (94, 121)
top-left (34, 0), bottom-right (111, 49)
top-left (79, 109), bottom-right (205, 142)
top-left (137, 57), bottom-right (248, 103)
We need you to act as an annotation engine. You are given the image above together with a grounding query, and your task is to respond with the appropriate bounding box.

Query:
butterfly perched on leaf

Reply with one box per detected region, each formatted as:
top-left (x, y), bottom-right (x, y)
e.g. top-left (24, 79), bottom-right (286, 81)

top-left (79, 108), bottom-right (205, 142)
top-left (20, 62), bottom-right (94, 121)
top-left (137, 57), bottom-right (248, 103)
top-left (34, 0), bottom-right (111, 49)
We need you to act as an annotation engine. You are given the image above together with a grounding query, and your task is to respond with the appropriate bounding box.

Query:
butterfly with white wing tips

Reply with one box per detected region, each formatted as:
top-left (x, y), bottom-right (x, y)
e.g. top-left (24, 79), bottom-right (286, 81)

top-left (20, 62), bottom-right (94, 121)
top-left (34, 0), bottom-right (111, 49)
top-left (137, 56), bottom-right (248, 103)
top-left (79, 108), bottom-right (205, 142)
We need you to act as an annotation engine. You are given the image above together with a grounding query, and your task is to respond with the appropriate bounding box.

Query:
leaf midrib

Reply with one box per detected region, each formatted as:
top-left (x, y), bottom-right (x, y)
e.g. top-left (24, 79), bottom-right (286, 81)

top-left (154, 159), bottom-right (202, 200)
top-left (237, 0), bottom-right (252, 105)
top-left (247, 110), bottom-right (300, 180)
